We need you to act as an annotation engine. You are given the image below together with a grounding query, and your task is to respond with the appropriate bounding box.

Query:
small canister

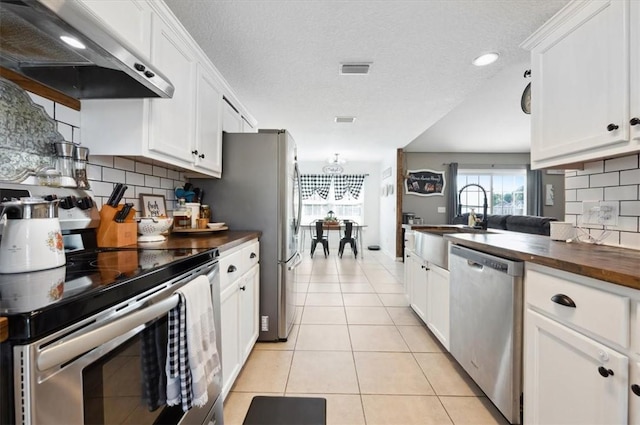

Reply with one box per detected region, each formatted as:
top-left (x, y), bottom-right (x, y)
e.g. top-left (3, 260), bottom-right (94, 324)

top-left (200, 205), bottom-right (211, 221)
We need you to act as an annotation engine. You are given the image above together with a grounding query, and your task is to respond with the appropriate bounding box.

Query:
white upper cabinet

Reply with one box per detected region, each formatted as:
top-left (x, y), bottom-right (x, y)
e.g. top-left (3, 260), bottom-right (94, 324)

top-left (78, 0), bottom-right (152, 59)
top-left (147, 13), bottom-right (196, 163)
top-left (222, 99), bottom-right (243, 133)
top-left (522, 0), bottom-right (640, 169)
top-left (80, 0), bottom-right (254, 178)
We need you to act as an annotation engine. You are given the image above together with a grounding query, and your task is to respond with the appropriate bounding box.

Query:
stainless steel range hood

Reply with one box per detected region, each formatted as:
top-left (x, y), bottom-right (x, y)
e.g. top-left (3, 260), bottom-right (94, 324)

top-left (0, 0), bottom-right (174, 99)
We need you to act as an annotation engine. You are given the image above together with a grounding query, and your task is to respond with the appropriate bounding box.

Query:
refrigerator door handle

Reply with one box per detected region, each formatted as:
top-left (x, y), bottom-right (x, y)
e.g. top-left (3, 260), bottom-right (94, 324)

top-left (287, 251), bottom-right (302, 271)
top-left (293, 162), bottom-right (302, 235)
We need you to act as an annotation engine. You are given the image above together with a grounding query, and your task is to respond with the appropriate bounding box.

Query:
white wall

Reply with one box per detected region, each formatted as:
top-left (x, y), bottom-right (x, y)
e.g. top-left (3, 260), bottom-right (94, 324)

top-left (298, 160), bottom-right (381, 253)
top-left (379, 152), bottom-right (398, 259)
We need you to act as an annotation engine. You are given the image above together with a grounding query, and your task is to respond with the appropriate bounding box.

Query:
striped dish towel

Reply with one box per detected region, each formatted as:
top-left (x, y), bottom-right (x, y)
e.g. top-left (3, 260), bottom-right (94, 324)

top-left (166, 275), bottom-right (221, 411)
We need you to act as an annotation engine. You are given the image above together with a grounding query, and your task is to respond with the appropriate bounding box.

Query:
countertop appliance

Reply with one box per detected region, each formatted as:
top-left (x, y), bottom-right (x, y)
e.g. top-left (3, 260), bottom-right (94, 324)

top-left (0, 0), bottom-right (174, 99)
top-left (449, 244), bottom-right (524, 424)
top-left (193, 129), bottom-right (302, 341)
top-left (0, 183), bottom-right (222, 425)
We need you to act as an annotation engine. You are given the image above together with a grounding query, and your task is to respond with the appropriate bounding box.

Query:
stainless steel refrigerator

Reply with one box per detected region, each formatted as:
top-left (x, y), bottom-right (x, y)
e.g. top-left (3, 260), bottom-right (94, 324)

top-left (193, 129), bottom-right (301, 341)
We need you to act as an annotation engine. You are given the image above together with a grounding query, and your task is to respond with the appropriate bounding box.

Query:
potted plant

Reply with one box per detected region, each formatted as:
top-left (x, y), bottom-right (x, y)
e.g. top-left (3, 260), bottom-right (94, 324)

top-left (324, 210), bottom-right (339, 226)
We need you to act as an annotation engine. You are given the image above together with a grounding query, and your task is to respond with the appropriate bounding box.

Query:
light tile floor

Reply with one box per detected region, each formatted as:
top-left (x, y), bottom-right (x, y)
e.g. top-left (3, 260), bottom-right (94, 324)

top-left (223, 250), bottom-right (509, 425)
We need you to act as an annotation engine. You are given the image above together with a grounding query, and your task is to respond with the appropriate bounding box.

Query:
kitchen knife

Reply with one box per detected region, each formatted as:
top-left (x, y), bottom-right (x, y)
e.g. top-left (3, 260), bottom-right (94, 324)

top-left (115, 203), bottom-right (133, 222)
top-left (106, 183), bottom-right (122, 207)
top-left (112, 184), bottom-right (128, 206)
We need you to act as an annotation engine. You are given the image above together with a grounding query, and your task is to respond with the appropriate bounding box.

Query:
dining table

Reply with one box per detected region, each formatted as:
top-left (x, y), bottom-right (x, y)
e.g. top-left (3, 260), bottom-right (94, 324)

top-left (299, 221), bottom-right (367, 259)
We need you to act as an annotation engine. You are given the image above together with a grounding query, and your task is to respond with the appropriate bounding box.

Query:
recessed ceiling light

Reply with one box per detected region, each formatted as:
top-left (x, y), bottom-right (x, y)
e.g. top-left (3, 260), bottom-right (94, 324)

top-left (472, 52), bottom-right (499, 66)
top-left (60, 35), bottom-right (86, 49)
top-left (335, 116), bottom-right (356, 123)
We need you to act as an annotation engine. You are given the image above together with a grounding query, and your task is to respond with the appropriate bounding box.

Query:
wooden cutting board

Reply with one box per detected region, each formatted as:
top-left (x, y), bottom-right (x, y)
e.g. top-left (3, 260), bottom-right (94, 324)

top-left (0, 317), bottom-right (8, 342)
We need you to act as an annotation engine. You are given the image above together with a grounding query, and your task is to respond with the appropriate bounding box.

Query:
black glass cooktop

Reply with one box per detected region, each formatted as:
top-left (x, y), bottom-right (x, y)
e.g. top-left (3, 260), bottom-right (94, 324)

top-left (0, 247), bottom-right (217, 341)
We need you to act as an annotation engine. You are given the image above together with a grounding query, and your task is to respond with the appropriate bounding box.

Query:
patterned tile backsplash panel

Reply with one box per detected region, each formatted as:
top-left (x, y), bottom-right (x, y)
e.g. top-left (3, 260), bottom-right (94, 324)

top-left (25, 91), bottom-right (186, 215)
top-left (565, 153), bottom-right (640, 250)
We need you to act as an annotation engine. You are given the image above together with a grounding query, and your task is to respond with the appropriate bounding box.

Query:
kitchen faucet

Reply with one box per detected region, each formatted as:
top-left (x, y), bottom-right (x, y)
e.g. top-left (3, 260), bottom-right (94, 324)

top-left (457, 183), bottom-right (488, 230)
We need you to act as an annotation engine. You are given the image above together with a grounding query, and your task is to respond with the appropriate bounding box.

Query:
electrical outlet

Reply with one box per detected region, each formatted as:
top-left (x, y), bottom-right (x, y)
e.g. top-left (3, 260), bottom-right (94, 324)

top-left (581, 201), bottom-right (618, 226)
top-left (261, 315), bottom-right (269, 331)
top-left (437, 207), bottom-right (446, 214)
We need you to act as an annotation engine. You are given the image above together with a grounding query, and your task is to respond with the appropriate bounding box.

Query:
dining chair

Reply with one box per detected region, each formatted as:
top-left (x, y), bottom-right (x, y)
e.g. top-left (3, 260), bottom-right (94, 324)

top-left (310, 219), bottom-right (329, 258)
top-left (338, 220), bottom-right (358, 258)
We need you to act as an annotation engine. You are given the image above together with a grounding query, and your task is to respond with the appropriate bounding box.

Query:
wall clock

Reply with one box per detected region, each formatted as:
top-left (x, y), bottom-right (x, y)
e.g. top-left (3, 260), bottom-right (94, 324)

top-left (521, 82), bottom-right (531, 114)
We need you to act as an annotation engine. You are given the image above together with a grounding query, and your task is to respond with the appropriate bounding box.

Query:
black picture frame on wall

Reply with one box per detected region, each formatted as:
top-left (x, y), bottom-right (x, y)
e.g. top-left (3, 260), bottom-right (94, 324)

top-left (139, 193), bottom-right (167, 217)
top-left (405, 169), bottom-right (446, 196)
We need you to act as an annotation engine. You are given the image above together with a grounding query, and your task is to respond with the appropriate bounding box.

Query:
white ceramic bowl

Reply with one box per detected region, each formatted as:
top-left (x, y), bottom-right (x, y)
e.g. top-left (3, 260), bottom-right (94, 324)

top-left (137, 217), bottom-right (173, 242)
top-left (207, 222), bottom-right (225, 229)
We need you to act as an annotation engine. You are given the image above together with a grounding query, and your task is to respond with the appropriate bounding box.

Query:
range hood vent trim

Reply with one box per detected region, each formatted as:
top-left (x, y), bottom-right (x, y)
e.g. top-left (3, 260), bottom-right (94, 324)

top-left (0, 0), bottom-right (174, 99)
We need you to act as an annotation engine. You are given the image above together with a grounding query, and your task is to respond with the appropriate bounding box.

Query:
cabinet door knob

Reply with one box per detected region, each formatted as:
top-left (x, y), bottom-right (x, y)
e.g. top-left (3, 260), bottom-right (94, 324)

top-left (630, 117), bottom-right (640, 126)
top-left (632, 384), bottom-right (640, 396)
top-left (199, 154), bottom-right (205, 159)
top-left (598, 366), bottom-right (614, 378)
top-left (250, 252), bottom-right (257, 259)
top-left (227, 265), bottom-right (237, 273)
top-left (606, 123), bottom-right (619, 131)
top-left (192, 150), bottom-right (199, 155)
top-left (550, 294), bottom-right (576, 308)
top-left (239, 285), bottom-right (246, 291)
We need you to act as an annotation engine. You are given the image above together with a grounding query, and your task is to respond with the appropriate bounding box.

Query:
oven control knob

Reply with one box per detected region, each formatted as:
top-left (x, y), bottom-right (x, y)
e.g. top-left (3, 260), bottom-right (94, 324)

top-left (44, 194), bottom-right (58, 201)
top-left (77, 197), bottom-right (94, 210)
top-left (59, 196), bottom-right (77, 209)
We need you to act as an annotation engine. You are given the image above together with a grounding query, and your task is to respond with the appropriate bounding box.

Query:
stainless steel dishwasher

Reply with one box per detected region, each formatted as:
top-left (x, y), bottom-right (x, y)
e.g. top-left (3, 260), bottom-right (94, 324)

top-left (449, 244), bottom-right (524, 424)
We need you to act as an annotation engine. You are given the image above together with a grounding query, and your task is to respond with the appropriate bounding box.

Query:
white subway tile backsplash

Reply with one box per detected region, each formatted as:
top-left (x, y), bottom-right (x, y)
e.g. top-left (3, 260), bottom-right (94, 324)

top-left (565, 175), bottom-right (589, 189)
top-left (576, 188), bottom-right (604, 201)
top-left (620, 169), bottom-right (640, 185)
top-left (73, 127), bottom-right (81, 144)
top-left (167, 169), bottom-right (180, 180)
top-left (57, 122), bottom-right (73, 141)
top-left (90, 180), bottom-right (116, 197)
top-left (604, 185), bottom-right (638, 201)
top-left (145, 175), bottom-right (160, 187)
top-left (125, 171), bottom-right (145, 186)
top-left (565, 202), bottom-right (583, 215)
top-left (135, 162), bottom-right (153, 175)
top-left (620, 201), bottom-right (640, 216)
top-left (620, 231), bottom-right (640, 250)
top-left (152, 165), bottom-right (168, 178)
top-left (604, 155), bottom-right (639, 172)
top-left (565, 189), bottom-right (577, 202)
top-left (54, 103), bottom-right (81, 127)
top-left (89, 156), bottom-right (114, 167)
top-left (102, 167), bottom-right (126, 183)
top-left (114, 157), bottom-right (135, 171)
top-left (611, 216), bottom-right (639, 232)
top-left (160, 177), bottom-right (174, 190)
top-left (27, 92), bottom-right (55, 118)
top-left (87, 164), bottom-right (102, 181)
top-left (577, 160), bottom-right (604, 175)
top-left (589, 172), bottom-right (619, 187)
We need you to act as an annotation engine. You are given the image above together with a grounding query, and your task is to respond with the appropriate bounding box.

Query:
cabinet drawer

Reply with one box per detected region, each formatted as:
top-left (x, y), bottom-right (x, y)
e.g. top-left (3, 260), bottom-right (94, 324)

top-left (219, 249), bottom-right (245, 290)
top-left (634, 301), bottom-right (640, 355)
top-left (526, 268), bottom-right (630, 348)
top-left (243, 240), bottom-right (260, 269)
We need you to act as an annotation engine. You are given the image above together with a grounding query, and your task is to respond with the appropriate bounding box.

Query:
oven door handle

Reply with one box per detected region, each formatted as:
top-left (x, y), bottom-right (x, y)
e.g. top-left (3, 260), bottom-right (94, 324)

top-left (38, 293), bottom-right (180, 371)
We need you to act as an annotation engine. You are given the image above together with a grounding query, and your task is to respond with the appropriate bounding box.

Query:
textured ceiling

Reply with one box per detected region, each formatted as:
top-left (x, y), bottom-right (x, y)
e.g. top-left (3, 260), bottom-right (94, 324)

top-left (165, 0), bottom-right (568, 162)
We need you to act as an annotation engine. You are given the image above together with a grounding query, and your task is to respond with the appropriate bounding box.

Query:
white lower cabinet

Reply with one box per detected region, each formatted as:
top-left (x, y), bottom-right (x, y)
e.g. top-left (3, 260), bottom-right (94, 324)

top-left (525, 309), bottom-right (628, 424)
top-left (218, 239), bottom-right (260, 400)
top-left (524, 263), bottom-right (640, 424)
top-left (426, 264), bottom-right (449, 350)
top-left (404, 248), bottom-right (449, 349)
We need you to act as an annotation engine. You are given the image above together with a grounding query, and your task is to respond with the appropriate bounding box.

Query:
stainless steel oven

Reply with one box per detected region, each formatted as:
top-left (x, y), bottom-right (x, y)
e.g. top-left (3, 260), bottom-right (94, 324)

top-left (12, 260), bottom-right (222, 425)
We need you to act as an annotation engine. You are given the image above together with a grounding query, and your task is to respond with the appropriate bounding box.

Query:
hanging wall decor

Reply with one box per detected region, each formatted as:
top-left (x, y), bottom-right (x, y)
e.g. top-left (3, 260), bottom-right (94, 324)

top-left (405, 169), bottom-right (446, 196)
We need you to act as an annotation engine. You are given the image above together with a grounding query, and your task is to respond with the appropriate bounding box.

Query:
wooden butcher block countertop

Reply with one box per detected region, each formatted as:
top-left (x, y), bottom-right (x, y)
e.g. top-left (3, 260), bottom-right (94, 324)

top-left (138, 230), bottom-right (261, 254)
top-left (443, 232), bottom-right (640, 290)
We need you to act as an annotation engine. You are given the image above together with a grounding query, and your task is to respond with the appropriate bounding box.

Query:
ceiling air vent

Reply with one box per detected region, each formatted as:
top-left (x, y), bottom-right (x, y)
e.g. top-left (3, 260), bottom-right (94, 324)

top-left (335, 116), bottom-right (356, 123)
top-left (340, 63), bottom-right (371, 75)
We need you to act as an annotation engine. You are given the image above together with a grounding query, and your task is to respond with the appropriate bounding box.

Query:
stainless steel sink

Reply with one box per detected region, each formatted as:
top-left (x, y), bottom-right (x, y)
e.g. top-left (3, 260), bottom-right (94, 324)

top-left (413, 226), bottom-right (491, 269)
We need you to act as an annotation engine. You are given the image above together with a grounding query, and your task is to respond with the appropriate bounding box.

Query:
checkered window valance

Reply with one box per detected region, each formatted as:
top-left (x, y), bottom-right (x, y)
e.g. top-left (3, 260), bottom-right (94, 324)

top-left (301, 174), bottom-right (367, 200)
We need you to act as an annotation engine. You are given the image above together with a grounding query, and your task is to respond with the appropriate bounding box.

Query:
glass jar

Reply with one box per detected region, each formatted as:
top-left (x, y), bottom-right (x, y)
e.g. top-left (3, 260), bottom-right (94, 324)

top-left (172, 198), bottom-right (191, 230)
top-left (200, 205), bottom-right (211, 221)
top-left (73, 146), bottom-right (90, 189)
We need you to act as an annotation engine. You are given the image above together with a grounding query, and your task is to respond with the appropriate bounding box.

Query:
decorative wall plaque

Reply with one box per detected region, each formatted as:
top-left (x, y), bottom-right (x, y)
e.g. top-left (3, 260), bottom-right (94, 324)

top-left (405, 169), bottom-right (446, 196)
top-left (0, 77), bottom-right (62, 182)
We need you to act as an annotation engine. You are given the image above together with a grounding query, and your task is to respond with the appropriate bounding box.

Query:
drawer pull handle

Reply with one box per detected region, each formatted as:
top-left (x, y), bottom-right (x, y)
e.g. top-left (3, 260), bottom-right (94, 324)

top-left (239, 285), bottom-right (246, 291)
top-left (227, 265), bottom-right (237, 273)
top-left (630, 117), bottom-right (640, 126)
top-left (250, 252), bottom-right (257, 259)
top-left (598, 366), bottom-right (614, 378)
top-left (606, 123), bottom-right (619, 131)
top-left (551, 294), bottom-right (576, 308)
top-left (632, 384), bottom-right (640, 396)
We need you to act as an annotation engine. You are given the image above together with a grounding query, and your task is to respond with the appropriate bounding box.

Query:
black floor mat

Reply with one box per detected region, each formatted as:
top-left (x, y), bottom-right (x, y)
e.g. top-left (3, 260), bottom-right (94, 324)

top-left (242, 396), bottom-right (327, 425)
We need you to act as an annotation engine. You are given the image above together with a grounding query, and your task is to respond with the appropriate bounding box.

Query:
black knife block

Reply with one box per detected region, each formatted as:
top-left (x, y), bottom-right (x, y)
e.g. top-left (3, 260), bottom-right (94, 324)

top-left (97, 205), bottom-right (137, 247)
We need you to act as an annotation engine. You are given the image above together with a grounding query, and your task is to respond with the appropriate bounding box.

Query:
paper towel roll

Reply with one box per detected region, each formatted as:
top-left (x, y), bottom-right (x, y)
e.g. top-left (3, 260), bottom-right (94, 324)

top-left (550, 222), bottom-right (575, 241)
